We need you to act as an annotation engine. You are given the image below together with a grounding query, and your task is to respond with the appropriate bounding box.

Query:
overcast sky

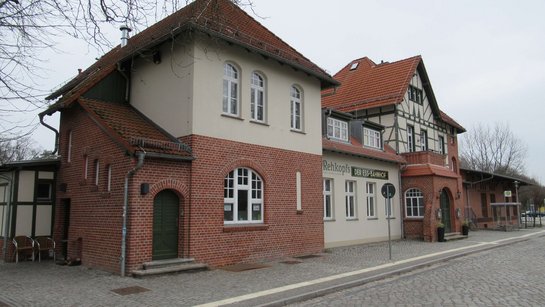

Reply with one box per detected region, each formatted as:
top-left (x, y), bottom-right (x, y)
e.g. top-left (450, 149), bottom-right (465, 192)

top-left (31, 0), bottom-right (545, 183)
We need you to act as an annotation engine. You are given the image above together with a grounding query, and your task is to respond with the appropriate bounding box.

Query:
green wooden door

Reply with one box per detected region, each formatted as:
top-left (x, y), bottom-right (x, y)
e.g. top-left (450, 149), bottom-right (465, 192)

top-left (440, 190), bottom-right (452, 233)
top-left (153, 190), bottom-right (179, 260)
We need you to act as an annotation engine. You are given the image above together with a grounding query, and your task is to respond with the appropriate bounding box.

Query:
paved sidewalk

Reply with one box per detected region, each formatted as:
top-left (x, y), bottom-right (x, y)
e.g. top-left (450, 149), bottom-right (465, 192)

top-left (1, 228), bottom-right (544, 307)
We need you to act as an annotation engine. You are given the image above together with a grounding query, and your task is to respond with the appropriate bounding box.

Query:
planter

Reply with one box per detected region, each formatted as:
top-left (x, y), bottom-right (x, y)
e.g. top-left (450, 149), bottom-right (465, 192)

top-left (462, 225), bottom-right (469, 236)
top-left (437, 227), bottom-right (445, 242)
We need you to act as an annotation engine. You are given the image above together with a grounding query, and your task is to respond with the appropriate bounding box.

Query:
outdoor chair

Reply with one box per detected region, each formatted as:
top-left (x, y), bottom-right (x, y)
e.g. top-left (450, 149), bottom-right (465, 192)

top-left (12, 236), bottom-right (35, 263)
top-left (34, 236), bottom-right (56, 262)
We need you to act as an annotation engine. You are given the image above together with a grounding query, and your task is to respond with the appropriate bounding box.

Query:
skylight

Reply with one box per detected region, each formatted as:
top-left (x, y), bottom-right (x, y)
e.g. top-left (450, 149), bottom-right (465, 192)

top-left (350, 62), bottom-right (359, 70)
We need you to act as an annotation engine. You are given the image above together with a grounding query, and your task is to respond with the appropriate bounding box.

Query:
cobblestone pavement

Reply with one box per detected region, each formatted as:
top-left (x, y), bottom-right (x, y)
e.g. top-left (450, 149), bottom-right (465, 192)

top-left (0, 228), bottom-right (543, 306)
top-left (292, 234), bottom-right (545, 306)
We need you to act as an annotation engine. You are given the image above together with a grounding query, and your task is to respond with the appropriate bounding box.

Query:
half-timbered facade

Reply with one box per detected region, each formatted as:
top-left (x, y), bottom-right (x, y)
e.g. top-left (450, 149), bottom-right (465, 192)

top-left (323, 56), bottom-right (466, 242)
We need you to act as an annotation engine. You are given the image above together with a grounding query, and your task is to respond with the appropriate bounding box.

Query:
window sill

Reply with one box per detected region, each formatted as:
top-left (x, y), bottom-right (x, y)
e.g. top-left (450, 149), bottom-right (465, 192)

top-left (404, 217), bottom-right (424, 220)
top-left (290, 129), bottom-right (306, 135)
top-left (223, 224), bottom-right (269, 232)
top-left (221, 113), bottom-right (243, 121)
top-left (367, 217), bottom-right (378, 220)
top-left (250, 120), bottom-right (269, 126)
top-left (324, 218), bottom-right (335, 222)
top-left (386, 217), bottom-right (396, 220)
top-left (345, 218), bottom-right (359, 221)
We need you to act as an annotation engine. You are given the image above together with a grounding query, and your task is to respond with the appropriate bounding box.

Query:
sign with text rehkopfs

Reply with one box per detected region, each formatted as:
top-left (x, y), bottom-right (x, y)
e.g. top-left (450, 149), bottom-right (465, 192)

top-left (351, 166), bottom-right (389, 180)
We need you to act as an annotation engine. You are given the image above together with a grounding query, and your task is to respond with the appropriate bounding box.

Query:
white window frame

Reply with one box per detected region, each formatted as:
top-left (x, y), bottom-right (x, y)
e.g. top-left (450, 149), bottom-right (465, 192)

top-left (107, 164), bottom-right (112, 192)
top-left (345, 180), bottom-right (356, 219)
top-left (438, 135), bottom-right (446, 155)
top-left (251, 72), bottom-right (266, 122)
top-left (223, 63), bottom-right (239, 116)
top-left (290, 86), bottom-right (303, 131)
top-left (405, 188), bottom-right (424, 218)
top-left (224, 168), bottom-right (264, 224)
top-left (420, 130), bottom-right (428, 151)
top-left (323, 178), bottom-right (334, 220)
top-left (408, 85), bottom-right (423, 104)
top-left (327, 117), bottom-right (348, 142)
top-left (366, 182), bottom-right (376, 218)
top-left (363, 127), bottom-right (382, 149)
top-left (407, 125), bottom-right (415, 152)
top-left (84, 155), bottom-right (89, 179)
top-left (94, 160), bottom-right (100, 186)
top-left (67, 130), bottom-right (72, 163)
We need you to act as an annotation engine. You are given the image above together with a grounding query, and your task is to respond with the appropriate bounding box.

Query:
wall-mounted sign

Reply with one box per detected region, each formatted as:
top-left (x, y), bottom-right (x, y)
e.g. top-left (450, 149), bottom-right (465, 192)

top-left (352, 167), bottom-right (389, 180)
top-left (323, 159), bottom-right (389, 180)
top-left (322, 160), bottom-right (351, 176)
top-left (504, 190), bottom-right (512, 198)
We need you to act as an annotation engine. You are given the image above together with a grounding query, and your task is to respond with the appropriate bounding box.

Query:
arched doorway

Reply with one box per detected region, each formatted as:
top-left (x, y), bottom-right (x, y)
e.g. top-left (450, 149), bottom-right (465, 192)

top-left (153, 190), bottom-right (179, 260)
top-left (440, 189), bottom-right (452, 233)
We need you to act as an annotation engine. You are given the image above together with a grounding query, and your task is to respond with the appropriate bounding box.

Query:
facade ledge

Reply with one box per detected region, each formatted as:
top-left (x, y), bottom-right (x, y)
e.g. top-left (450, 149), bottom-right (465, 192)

top-left (222, 224), bottom-right (269, 232)
top-left (221, 113), bottom-right (244, 121)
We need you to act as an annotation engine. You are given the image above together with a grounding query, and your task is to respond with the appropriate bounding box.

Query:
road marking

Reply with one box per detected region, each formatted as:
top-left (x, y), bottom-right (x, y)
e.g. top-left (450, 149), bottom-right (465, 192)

top-left (195, 230), bottom-right (545, 307)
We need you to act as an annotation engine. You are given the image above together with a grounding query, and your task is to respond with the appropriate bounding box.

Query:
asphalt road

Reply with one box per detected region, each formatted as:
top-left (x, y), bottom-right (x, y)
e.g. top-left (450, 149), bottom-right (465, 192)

top-left (292, 234), bottom-right (545, 306)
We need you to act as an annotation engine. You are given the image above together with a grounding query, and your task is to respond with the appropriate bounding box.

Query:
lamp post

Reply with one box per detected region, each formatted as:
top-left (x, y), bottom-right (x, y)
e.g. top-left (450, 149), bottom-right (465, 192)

top-left (514, 180), bottom-right (520, 229)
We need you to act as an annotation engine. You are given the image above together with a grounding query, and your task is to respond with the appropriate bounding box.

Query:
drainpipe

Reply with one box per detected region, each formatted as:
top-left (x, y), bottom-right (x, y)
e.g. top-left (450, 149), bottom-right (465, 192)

top-left (116, 63), bottom-right (130, 103)
top-left (398, 164), bottom-right (405, 238)
top-left (121, 151), bottom-right (145, 277)
top-left (1, 172), bottom-right (14, 262)
top-left (39, 113), bottom-right (59, 155)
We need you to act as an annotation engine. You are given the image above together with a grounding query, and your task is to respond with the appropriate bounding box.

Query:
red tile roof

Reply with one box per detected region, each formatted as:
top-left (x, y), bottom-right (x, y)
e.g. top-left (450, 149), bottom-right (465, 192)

top-left (44, 0), bottom-right (337, 109)
top-left (402, 164), bottom-right (460, 179)
top-left (323, 137), bottom-right (405, 164)
top-left (440, 111), bottom-right (466, 133)
top-left (79, 98), bottom-right (192, 158)
top-left (322, 55), bottom-right (465, 133)
top-left (322, 56), bottom-right (421, 112)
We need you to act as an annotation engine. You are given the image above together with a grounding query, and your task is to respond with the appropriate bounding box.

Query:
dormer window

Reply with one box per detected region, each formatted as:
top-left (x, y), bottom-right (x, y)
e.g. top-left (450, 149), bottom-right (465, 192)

top-left (363, 127), bottom-right (382, 149)
top-left (327, 117), bottom-right (348, 142)
top-left (408, 85), bottom-right (423, 104)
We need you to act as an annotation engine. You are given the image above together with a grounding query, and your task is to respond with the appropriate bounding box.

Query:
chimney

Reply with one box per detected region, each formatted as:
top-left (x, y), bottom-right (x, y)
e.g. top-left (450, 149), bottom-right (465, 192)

top-left (120, 25), bottom-right (132, 47)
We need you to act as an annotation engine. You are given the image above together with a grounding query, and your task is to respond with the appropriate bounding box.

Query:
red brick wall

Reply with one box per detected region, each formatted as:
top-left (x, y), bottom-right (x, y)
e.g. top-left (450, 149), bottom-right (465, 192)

top-left (462, 175), bottom-right (519, 229)
top-left (56, 104), bottom-right (135, 272)
top-left (402, 174), bottom-right (463, 242)
top-left (56, 105), bottom-right (324, 273)
top-left (182, 134), bottom-right (324, 267)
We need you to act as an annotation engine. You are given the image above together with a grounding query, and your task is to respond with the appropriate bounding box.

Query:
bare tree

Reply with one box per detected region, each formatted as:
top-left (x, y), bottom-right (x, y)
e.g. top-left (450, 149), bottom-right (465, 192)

top-left (0, 0), bottom-right (252, 140)
top-left (0, 136), bottom-right (42, 164)
top-left (459, 122), bottom-right (526, 176)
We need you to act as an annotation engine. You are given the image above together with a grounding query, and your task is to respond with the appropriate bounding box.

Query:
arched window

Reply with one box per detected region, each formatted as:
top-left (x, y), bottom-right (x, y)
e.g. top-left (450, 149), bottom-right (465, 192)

top-left (224, 168), bottom-right (263, 224)
top-left (405, 188), bottom-right (424, 217)
top-left (290, 86), bottom-right (303, 131)
top-left (223, 63), bottom-right (239, 116)
top-left (251, 72), bottom-right (266, 122)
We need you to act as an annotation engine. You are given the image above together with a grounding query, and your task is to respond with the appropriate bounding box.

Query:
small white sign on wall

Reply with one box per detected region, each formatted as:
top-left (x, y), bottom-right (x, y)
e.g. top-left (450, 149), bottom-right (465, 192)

top-left (504, 191), bottom-right (512, 198)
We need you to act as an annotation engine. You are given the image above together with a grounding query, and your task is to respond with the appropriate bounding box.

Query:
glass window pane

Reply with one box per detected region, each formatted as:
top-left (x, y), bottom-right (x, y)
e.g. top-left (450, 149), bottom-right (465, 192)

top-left (224, 203), bottom-right (233, 221)
top-left (237, 190), bottom-right (248, 221)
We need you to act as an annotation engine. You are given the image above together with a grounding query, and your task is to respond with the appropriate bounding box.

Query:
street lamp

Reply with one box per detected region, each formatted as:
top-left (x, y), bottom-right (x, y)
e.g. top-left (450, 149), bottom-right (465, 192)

top-left (514, 181), bottom-right (519, 203)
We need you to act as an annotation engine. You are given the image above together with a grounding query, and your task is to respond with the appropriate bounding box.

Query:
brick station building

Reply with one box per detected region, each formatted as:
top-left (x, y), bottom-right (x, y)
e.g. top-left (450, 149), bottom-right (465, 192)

top-left (39, 0), bottom-right (338, 275)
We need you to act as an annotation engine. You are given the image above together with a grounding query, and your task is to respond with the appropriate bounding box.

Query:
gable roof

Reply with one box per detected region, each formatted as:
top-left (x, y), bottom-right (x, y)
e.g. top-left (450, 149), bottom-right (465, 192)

top-left (322, 56), bottom-right (422, 112)
top-left (78, 98), bottom-right (193, 159)
top-left (322, 55), bottom-right (465, 133)
top-left (44, 0), bottom-right (337, 111)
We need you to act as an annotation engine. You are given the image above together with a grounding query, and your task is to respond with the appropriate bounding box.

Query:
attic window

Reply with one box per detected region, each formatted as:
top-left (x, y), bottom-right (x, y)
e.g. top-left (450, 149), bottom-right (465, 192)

top-left (350, 62), bottom-right (359, 70)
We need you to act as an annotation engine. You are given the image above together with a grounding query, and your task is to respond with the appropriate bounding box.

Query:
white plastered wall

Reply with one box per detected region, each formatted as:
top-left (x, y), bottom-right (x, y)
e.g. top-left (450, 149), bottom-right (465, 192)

top-left (323, 152), bottom-right (402, 248)
top-left (17, 171), bottom-right (34, 202)
top-left (131, 35), bottom-right (323, 155)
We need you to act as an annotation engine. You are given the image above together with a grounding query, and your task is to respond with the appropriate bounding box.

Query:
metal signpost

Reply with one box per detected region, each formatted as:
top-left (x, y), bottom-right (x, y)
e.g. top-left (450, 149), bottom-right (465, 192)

top-left (381, 183), bottom-right (396, 260)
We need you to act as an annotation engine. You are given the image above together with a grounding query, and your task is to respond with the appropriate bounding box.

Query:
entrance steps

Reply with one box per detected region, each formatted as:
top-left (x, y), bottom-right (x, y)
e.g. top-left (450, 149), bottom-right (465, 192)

top-left (444, 232), bottom-right (468, 242)
top-left (132, 258), bottom-right (208, 278)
